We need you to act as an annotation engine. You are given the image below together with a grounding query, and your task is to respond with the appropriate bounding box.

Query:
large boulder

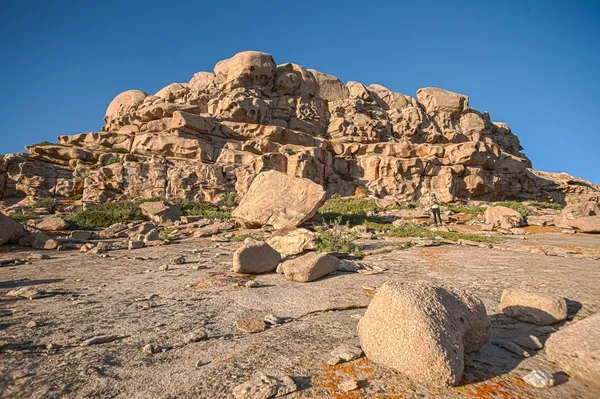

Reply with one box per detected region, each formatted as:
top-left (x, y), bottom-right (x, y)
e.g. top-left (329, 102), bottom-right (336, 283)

top-left (568, 215), bottom-right (600, 233)
top-left (0, 213), bottom-right (27, 245)
top-left (214, 51), bottom-right (276, 89)
top-left (552, 201), bottom-right (599, 229)
top-left (139, 201), bottom-right (181, 226)
top-left (357, 282), bottom-right (491, 387)
top-left (484, 206), bottom-right (525, 230)
top-left (266, 228), bottom-right (316, 257)
top-left (104, 89), bottom-right (148, 123)
top-left (416, 87), bottom-right (468, 117)
top-left (233, 239), bottom-right (281, 274)
top-left (281, 252), bottom-right (339, 282)
top-left (545, 313), bottom-right (600, 387)
top-left (232, 171), bottom-right (326, 229)
top-left (499, 290), bottom-right (567, 325)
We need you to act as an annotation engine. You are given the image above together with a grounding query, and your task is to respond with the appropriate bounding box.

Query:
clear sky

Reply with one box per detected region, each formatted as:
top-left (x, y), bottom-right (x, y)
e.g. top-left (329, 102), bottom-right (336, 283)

top-left (1, 0), bottom-right (598, 183)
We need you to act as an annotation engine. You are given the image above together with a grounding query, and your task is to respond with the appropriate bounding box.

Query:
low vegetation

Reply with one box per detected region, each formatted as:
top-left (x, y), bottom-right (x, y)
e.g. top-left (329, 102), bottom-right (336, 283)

top-left (8, 211), bottom-right (38, 224)
top-left (231, 233), bottom-right (264, 242)
top-left (495, 201), bottom-right (529, 217)
top-left (532, 201), bottom-right (564, 210)
top-left (159, 227), bottom-right (176, 242)
top-left (315, 218), bottom-right (362, 256)
top-left (65, 201), bottom-right (145, 229)
top-left (111, 148), bottom-right (129, 154)
top-left (444, 203), bottom-right (485, 215)
top-left (318, 195), bottom-right (388, 227)
top-left (383, 222), bottom-right (500, 243)
top-left (179, 200), bottom-right (231, 220)
top-left (216, 192), bottom-right (238, 208)
top-left (105, 156), bottom-right (121, 166)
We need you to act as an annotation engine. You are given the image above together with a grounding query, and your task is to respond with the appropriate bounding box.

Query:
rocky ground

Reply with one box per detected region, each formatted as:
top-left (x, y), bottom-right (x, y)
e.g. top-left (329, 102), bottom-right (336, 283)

top-left (2, 227), bottom-right (599, 398)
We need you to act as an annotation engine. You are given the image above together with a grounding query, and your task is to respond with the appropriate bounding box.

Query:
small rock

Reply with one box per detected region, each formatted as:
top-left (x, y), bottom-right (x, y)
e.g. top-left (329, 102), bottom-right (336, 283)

top-left (499, 289), bottom-right (568, 325)
top-left (144, 229), bottom-right (161, 242)
top-left (245, 280), bottom-right (259, 288)
top-left (142, 344), bottom-right (155, 355)
top-left (128, 240), bottom-right (144, 250)
top-left (232, 374), bottom-right (297, 399)
top-left (171, 255), bottom-right (186, 265)
top-left (25, 321), bottom-right (38, 328)
top-left (495, 340), bottom-right (531, 358)
top-left (513, 334), bottom-right (544, 350)
top-left (7, 287), bottom-right (45, 300)
top-left (80, 335), bottom-right (120, 346)
top-left (27, 253), bottom-right (50, 260)
top-left (338, 379), bottom-right (359, 392)
top-left (70, 230), bottom-right (93, 241)
top-left (523, 370), bottom-right (555, 388)
top-left (159, 264), bottom-right (169, 271)
top-left (330, 344), bottom-right (363, 362)
top-left (184, 329), bottom-right (208, 343)
top-left (46, 343), bottom-right (60, 352)
top-left (264, 314), bottom-right (284, 325)
top-left (236, 318), bottom-right (267, 333)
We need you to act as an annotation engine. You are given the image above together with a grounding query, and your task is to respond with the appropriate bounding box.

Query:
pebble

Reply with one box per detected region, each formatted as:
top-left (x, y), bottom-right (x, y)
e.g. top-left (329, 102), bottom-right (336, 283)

top-left (523, 370), bottom-right (555, 388)
top-left (171, 255), bottom-right (185, 265)
top-left (264, 314), bottom-right (284, 325)
top-left (245, 280), bottom-right (259, 288)
top-left (159, 264), bottom-right (169, 271)
top-left (338, 379), bottom-right (359, 392)
top-left (25, 321), bottom-right (38, 328)
top-left (236, 318), bottom-right (267, 333)
top-left (184, 329), bottom-right (208, 343)
top-left (330, 344), bottom-right (364, 362)
top-left (27, 253), bottom-right (50, 260)
top-left (142, 344), bottom-right (155, 355)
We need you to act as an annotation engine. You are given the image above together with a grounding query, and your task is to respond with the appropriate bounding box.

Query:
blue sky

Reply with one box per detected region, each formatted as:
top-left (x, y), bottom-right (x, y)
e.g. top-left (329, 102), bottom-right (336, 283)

top-left (1, 0), bottom-right (598, 183)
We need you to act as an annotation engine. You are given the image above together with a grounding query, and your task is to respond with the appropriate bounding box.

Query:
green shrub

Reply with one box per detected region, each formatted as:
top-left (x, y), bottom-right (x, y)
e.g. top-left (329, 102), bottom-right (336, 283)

top-left (111, 148), bottom-right (129, 154)
top-left (180, 200), bottom-right (231, 220)
top-left (315, 218), bottom-right (361, 255)
top-left (319, 196), bottom-right (383, 227)
top-left (217, 193), bottom-right (238, 208)
top-left (159, 227), bottom-right (176, 242)
top-left (8, 211), bottom-right (38, 224)
top-left (397, 202), bottom-right (418, 210)
top-left (444, 203), bottom-right (486, 215)
top-left (65, 201), bottom-right (145, 228)
top-left (533, 202), bottom-right (564, 210)
top-left (30, 197), bottom-right (57, 210)
top-left (495, 201), bottom-right (529, 217)
top-left (105, 156), bottom-right (120, 165)
top-left (396, 241), bottom-right (415, 251)
top-left (231, 233), bottom-right (264, 242)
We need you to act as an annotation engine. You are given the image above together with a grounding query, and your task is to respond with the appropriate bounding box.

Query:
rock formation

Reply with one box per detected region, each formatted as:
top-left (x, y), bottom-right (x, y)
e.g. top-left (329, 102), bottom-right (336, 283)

top-left (1, 50), bottom-right (598, 207)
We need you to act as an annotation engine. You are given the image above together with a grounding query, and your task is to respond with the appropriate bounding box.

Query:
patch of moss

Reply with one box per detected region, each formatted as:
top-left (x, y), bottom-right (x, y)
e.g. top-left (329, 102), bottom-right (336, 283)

top-left (105, 156), bottom-right (120, 166)
top-left (383, 222), bottom-right (500, 243)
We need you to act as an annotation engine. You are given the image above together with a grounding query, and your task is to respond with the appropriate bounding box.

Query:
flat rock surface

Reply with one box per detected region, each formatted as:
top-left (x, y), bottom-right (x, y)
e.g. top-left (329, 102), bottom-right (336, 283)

top-left (1, 232), bottom-right (600, 398)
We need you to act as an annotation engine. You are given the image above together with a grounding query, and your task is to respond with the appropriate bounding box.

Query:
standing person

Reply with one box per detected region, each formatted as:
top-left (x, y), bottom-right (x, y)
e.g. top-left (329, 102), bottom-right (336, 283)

top-left (430, 193), bottom-right (442, 226)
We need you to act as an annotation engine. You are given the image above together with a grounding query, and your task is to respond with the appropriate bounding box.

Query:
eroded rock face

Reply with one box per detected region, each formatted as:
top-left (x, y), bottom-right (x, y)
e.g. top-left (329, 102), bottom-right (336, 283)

top-left (1, 50), bottom-right (598, 207)
top-left (357, 282), bottom-right (491, 387)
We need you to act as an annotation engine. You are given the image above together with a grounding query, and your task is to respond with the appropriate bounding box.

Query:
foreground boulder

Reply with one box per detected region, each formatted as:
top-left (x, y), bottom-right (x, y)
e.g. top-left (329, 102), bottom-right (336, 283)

top-left (499, 289), bottom-right (567, 325)
top-left (552, 201), bottom-right (599, 229)
top-left (36, 216), bottom-right (68, 231)
top-left (484, 206), bottom-right (525, 230)
top-left (0, 213), bottom-right (27, 245)
top-left (266, 228), bottom-right (316, 257)
top-left (357, 282), bottom-right (491, 387)
top-left (281, 252), bottom-right (339, 282)
top-left (233, 239), bottom-right (281, 274)
top-left (139, 201), bottom-right (181, 226)
top-left (232, 171), bottom-right (326, 229)
top-left (18, 232), bottom-right (59, 250)
top-left (545, 313), bottom-right (600, 387)
top-left (568, 215), bottom-right (600, 233)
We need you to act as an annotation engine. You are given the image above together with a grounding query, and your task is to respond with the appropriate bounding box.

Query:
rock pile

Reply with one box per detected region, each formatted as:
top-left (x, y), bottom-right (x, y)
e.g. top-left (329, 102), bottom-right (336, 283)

top-left (1, 50), bottom-right (598, 207)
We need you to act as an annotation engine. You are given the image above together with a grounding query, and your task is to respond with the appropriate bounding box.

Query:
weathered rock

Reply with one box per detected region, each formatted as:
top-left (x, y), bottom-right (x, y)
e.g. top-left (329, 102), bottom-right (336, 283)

top-left (233, 240), bottom-right (281, 274)
top-left (236, 318), bottom-right (267, 333)
top-left (144, 229), bottom-right (161, 242)
top-left (128, 239), bottom-right (144, 250)
top-left (545, 313), bottom-right (600, 387)
top-left (266, 228), bottom-right (316, 257)
top-left (232, 374), bottom-right (297, 399)
top-left (522, 370), bottom-right (555, 388)
top-left (552, 201), bottom-right (599, 229)
top-left (357, 282), bottom-right (491, 387)
top-left (139, 201), bottom-right (181, 226)
top-left (99, 222), bottom-right (129, 239)
top-left (36, 216), bottom-right (67, 231)
top-left (193, 222), bottom-right (234, 238)
top-left (569, 215), bottom-right (600, 233)
top-left (70, 230), bottom-right (93, 241)
top-left (18, 233), bottom-right (59, 250)
top-left (330, 344), bottom-right (363, 363)
top-left (233, 171), bottom-right (326, 229)
top-left (499, 290), bottom-right (567, 325)
top-left (0, 213), bottom-right (27, 245)
top-left (484, 206), bottom-right (525, 230)
top-left (281, 252), bottom-right (339, 283)
top-left (338, 379), bottom-right (359, 392)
